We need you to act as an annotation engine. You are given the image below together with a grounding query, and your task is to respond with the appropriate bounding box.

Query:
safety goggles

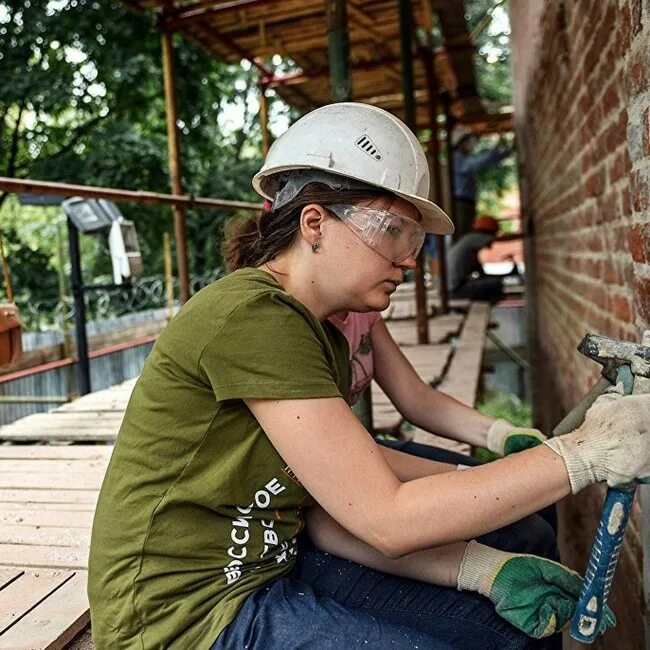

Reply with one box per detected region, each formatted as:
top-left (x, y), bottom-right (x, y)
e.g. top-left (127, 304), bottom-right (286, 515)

top-left (326, 204), bottom-right (426, 264)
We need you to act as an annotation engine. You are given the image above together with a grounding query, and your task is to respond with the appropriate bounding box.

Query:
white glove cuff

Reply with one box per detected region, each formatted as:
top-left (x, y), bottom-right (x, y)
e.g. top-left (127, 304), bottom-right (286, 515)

top-left (543, 434), bottom-right (609, 494)
top-left (457, 540), bottom-right (512, 596)
top-left (486, 419), bottom-right (515, 454)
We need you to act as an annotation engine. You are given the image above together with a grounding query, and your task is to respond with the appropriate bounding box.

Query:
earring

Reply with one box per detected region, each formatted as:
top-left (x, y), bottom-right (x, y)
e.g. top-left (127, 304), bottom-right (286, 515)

top-left (311, 241), bottom-right (320, 253)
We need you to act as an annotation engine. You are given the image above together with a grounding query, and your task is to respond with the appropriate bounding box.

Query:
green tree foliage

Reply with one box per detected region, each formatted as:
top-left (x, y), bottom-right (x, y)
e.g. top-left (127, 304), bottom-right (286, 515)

top-left (0, 0), bottom-right (266, 311)
top-left (464, 0), bottom-right (516, 213)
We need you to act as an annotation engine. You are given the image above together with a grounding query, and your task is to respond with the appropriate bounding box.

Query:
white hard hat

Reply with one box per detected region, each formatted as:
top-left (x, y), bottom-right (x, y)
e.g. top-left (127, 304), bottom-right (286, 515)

top-left (252, 102), bottom-right (453, 235)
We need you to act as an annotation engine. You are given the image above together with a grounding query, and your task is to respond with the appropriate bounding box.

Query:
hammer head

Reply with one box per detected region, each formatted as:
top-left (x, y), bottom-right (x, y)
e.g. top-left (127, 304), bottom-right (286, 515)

top-left (578, 333), bottom-right (650, 383)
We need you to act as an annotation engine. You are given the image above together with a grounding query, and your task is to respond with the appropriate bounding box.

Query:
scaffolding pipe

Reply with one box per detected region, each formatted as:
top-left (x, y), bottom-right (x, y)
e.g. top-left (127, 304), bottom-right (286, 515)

top-left (420, 43), bottom-right (449, 314)
top-left (326, 0), bottom-right (353, 102)
top-left (0, 177), bottom-right (261, 211)
top-left (399, 0), bottom-right (428, 344)
top-left (161, 26), bottom-right (190, 304)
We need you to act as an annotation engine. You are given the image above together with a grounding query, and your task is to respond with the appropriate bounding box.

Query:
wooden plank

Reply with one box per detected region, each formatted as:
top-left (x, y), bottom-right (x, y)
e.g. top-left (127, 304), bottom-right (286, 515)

top-left (0, 502), bottom-right (95, 512)
top-left (437, 302), bottom-right (491, 407)
top-left (386, 313), bottom-right (464, 345)
top-left (409, 303), bottom-right (490, 449)
top-left (0, 473), bottom-right (103, 491)
top-left (0, 490), bottom-right (98, 505)
top-left (0, 569), bottom-right (23, 591)
top-left (0, 525), bottom-right (90, 548)
top-left (0, 511), bottom-right (94, 528)
top-left (0, 570), bottom-right (75, 634)
top-left (400, 344), bottom-right (452, 385)
top-left (0, 430), bottom-right (118, 443)
top-left (1, 412), bottom-right (124, 428)
top-left (0, 545), bottom-right (89, 570)
top-left (370, 344), bottom-right (452, 431)
top-left (0, 446), bottom-right (112, 461)
top-left (0, 571), bottom-right (89, 649)
top-left (0, 460), bottom-right (108, 474)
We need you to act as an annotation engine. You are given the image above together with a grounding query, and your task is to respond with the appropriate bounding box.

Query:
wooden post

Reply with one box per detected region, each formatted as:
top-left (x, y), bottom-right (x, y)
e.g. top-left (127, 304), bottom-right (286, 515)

top-left (163, 232), bottom-right (174, 320)
top-left (399, 0), bottom-right (428, 344)
top-left (420, 45), bottom-right (449, 314)
top-left (161, 26), bottom-right (190, 305)
top-left (325, 0), bottom-right (353, 102)
top-left (259, 79), bottom-right (271, 156)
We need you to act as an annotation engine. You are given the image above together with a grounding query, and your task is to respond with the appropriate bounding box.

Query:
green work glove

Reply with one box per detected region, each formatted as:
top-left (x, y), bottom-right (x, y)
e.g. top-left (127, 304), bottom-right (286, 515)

top-left (457, 541), bottom-right (616, 639)
top-left (486, 419), bottom-right (547, 456)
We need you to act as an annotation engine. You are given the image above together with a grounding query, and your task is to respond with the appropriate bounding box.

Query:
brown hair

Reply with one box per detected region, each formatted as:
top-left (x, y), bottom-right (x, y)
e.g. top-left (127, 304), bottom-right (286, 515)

top-left (222, 183), bottom-right (392, 271)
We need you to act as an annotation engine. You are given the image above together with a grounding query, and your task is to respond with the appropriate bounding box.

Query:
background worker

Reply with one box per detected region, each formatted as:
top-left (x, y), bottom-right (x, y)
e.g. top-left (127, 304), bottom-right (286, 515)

top-left (447, 215), bottom-right (520, 304)
top-left (452, 128), bottom-right (513, 239)
top-left (88, 103), bottom-right (650, 650)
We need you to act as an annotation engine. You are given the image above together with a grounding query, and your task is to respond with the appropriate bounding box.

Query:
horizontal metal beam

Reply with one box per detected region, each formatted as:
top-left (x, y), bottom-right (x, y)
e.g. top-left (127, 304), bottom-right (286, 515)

top-left (0, 177), bottom-right (261, 211)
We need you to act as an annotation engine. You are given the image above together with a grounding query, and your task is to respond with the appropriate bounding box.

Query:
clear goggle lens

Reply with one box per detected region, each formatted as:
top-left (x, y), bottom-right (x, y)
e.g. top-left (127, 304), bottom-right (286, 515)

top-left (327, 204), bottom-right (425, 264)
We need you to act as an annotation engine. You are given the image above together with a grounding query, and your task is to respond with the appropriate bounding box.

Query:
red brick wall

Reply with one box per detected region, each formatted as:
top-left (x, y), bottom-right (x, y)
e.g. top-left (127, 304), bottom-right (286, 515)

top-left (511, 2), bottom-right (649, 648)
top-left (514, 0), bottom-right (649, 429)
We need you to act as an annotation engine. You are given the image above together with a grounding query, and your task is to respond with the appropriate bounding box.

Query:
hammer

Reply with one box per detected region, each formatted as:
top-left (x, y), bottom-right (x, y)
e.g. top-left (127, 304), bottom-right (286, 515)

top-left (551, 331), bottom-right (650, 643)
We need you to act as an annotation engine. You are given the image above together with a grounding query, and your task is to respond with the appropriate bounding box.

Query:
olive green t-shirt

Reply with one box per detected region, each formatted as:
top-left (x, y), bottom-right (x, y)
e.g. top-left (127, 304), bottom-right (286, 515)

top-left (88, 268), bottom-right (350, 649)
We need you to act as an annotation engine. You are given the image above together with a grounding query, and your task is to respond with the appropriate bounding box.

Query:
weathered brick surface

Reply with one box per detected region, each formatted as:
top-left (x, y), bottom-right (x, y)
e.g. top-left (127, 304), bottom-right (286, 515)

top-left (511, 2), bottom-right (649, 647)
top-left (512, 0), bottom-right (650, 421)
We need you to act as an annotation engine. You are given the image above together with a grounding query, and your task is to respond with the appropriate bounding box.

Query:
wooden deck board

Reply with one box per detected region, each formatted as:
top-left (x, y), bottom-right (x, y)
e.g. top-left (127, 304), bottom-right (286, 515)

top-left (371, 343), bottom-right (452, 430)
top-left (0, 378), bottom-right (134, 443)
top-left (0, 571), bottom-right (89, 650)
top-left (437, 302), bottom-right (491, 407)
top-left (385, 313), bottom-right (464, 345)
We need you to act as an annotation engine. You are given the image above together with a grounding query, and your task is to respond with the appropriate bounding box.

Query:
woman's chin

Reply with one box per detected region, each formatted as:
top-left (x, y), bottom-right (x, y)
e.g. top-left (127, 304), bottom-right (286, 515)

top-left (366, 294), bottom-right (391, 312)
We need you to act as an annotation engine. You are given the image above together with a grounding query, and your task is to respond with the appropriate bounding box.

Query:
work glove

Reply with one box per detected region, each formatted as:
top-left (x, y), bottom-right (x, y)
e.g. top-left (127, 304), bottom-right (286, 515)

top-left (486, 419), bottom-right (547, 456)
top-left (543, 383), bottom-right (650, 493)
top-left (457, 540), bottom-right (616, 639)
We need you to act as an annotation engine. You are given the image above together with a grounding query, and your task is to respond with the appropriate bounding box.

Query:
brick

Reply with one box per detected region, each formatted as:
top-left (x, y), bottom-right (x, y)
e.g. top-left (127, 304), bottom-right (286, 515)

top-left (608, 150), bottom-right (630, 185)
top-left (626, 49), bottom-right (650, 97)
top-left (617, 3), bottom-right (632, 57)
top-left (611, 294), bottom-right (633, 323)
top-left (630, 169), bottom-right (650, 211)
top-left (633, 275), bottom-right (650, 322)
top-left (601, 81), bottom-right (620, 115)
top-left (602, 262), bottom-right (617, 284)
top-left (628, 223), bottom-right (650, 262)
top-left (584, 168), bottom-right (605, 197)
top-left (643, 106), bottom-right (650, 156)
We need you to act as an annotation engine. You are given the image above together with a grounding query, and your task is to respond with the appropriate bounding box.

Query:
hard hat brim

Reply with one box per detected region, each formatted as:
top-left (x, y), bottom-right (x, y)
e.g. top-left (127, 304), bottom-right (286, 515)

top-left (252, 165), bottom-right (454, 236)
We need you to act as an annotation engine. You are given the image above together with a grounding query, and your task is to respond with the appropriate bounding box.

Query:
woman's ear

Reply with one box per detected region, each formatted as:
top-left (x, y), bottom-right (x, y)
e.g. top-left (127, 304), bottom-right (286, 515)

top-left (299, 204), bottom-right (331, 249)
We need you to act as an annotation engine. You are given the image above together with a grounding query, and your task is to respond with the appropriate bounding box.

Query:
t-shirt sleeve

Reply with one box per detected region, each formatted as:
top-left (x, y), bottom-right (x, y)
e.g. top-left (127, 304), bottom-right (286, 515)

top-left (199, 291), bottom-right (344, 402)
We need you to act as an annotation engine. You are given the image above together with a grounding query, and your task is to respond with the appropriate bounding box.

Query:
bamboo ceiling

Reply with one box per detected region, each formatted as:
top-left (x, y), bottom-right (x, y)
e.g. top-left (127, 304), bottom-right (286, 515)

top-left (124, 0), bottom-right (512, 134)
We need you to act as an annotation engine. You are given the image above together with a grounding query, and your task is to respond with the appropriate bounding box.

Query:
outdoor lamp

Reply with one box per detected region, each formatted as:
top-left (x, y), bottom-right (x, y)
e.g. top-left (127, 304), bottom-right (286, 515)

top-left (62, 197), bottom-right (113, 232)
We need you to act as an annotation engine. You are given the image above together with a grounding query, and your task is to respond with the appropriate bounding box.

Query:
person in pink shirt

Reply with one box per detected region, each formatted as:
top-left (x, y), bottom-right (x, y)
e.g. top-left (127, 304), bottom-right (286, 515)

top-left (328, 310), bottom-right (545, 466)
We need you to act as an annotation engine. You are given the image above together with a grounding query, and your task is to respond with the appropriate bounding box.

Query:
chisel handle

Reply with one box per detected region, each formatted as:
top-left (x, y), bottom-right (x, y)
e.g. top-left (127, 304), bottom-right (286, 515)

top-left (570, 486), bottom-right (635, 642)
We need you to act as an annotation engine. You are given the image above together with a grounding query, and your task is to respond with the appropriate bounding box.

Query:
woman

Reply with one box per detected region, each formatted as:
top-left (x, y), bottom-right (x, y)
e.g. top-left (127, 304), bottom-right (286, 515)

top-left (88, 103), bottom-right (649, 649)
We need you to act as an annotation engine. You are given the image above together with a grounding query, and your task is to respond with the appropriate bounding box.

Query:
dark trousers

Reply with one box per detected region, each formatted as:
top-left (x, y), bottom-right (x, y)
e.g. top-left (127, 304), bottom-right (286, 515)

top-left (452, 198), bottom-right (476, 241)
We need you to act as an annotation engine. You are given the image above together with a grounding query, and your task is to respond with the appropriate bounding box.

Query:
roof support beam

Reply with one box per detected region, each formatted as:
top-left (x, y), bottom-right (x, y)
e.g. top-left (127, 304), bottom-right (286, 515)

top-left (399, 0), bottom-right (428, 345)
top-left (161, 0), bottom-right (276, 30)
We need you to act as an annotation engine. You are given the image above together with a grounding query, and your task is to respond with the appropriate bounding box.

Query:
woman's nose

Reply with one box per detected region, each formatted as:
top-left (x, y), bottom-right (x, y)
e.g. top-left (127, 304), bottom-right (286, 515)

top-left (396, 252), bottom-right (418, 270)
